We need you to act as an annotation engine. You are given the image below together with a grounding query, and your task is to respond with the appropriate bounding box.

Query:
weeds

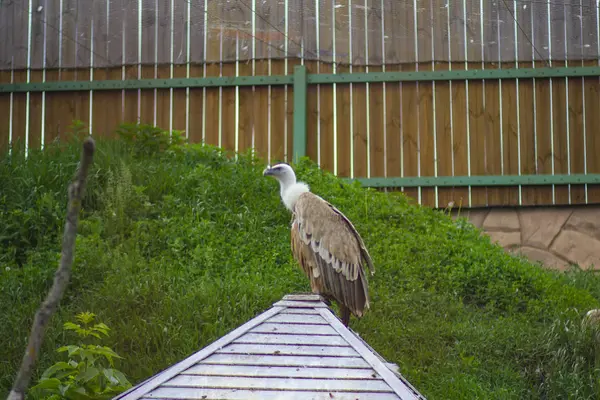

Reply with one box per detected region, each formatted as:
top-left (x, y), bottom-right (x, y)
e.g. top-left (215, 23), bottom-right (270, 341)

top-left (2, 127), bottom-right (600, 399)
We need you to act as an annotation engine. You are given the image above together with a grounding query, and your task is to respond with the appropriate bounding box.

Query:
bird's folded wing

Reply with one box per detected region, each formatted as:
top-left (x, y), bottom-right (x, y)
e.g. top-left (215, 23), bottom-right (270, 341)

top-left (291, 192), bottom-right (371, 315)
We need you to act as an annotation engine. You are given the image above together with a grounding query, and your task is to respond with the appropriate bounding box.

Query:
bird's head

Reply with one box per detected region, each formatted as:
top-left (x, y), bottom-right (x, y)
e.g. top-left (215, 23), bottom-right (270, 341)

top-left (262, 163), bottom-right (296, 185)
top-left (263, 163), bottom-right (309, 211)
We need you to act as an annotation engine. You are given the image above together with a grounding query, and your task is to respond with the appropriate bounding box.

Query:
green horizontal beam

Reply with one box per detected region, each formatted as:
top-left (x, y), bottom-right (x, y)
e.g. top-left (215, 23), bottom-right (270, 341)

top-left (0, 75), bottom-right (294, 93)
top-left (308, 66), bottom-right (600, 84)
top-left (1, 66), bottom-right (599, 93)
top-left (349, 174), bottom-right (600, 188)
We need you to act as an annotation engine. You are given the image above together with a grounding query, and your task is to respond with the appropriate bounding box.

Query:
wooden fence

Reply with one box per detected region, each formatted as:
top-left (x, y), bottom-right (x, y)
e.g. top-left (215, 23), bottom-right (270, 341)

top-left (1, 0), bottom-right (600, 209)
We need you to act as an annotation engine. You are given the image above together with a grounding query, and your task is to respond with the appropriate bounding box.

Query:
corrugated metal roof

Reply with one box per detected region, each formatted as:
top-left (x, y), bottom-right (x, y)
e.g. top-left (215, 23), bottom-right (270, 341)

top-left (114, 294), bottom-right (426, 400)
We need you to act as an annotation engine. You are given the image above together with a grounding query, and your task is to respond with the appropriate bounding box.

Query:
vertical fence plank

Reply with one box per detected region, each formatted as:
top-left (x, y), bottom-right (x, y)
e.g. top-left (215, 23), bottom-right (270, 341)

top-left (155, 0), bottom-right (172, 131)
top-left (139, 0), bottom-right (156, 125)
top-left (384, 63), bottom-right (401, 180)
top-left (253, 58), bottom-right (269, 160)
top-left (350, 0), bottom-right (367, 178)
top-left (251, 0), bottom-right (270, 159)
top-left (42, 0), bottom-right (59, 144)
top-left (220, 56), bottom-right (236, 152)
top-left (382, 0), bottom-right (400, 64)
top-left (74, 0), bottom-right (91, 130)
top-left (582, 1), bottom-right (599, 202)
top-left (108, 0), bottom-right (125, 68)
top-left (46, 0), bottom-right (75, 143)
top-left (271, 76), bottom-right (287, 162)
top-left (122, 0), bottom-right (139, 124)
top-left (534, 83), bottom-right (553, 206)
top-left (368, 0), bottom-right (385, 179)
top-left (44, 0), bottom-right (60, 71)
top-left (0, 1), bottom-right (12, 72)
top-left (237, 3), bottom-right (254, 156)
top-left (483, 0), bottom-right (501, 206)
top-left (92, 0), bottom-right (121, 138)
top-left (188, 0), bottom-right (205, 143)
top-left (498, 0), bottom-right (519, 205)
top-left (268, 1), bottom-right (286, 162)
top-left (28, 0), bottom-right (45, 150)
top-left (318, 0), bottom-right (334, 173)
top-left (106, 0), bottom-right (125, 135)
top-left (204, 0), bottom-right (221, 147)
top-left (11, 0), bottom-right (29, 152)
top-left (585, 75), bottom-right (600, 202)
top-left (516, 0), bottom-right (536, 206)
top-left (334, 1), bottom-right (351, 177)
top-left (584, 0), bottom-right (600, 202)
top-left (465, 0), bottom-right (486, 207)
top-left (303, 0), bottom-right (319, 164)
top-left (286, 0), bottom-right (303, 162)
top-left (433, 0), bottom-right (454, 209)
top-left (566, 0), bottom-right (586, 204)
top-left (352, 76), bottom-right (368, 178)
top-left (219, 2), bottom-right (239, 153)
top-left (238, 58), bottom-right (254, 157)
top-left (449, 0), bottom-right (470, 209)
top-left (285, 58), bottom-right (300, 163)
top-left (399, 0), bottom-right (418, 201)
top-left (171, 0), bottom-right (187, 134)
top-left (532, 0), bottom-right (553, 205)
top-left (416, 0), bottom-right (435, 207)
top-left (0, 0), bottom-right (10, 149)
top-left (383, 1), bottom-right (401, 182)
top-left (0, 69), bottom-right (11, 152)
top-left (550, 2), bottom-right (570, 205)
top-left (308, 61), bottom-right (322, 164)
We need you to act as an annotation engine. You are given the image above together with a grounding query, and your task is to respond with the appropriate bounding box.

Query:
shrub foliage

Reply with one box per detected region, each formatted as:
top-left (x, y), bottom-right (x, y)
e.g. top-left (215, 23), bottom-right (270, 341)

top-left (2, 124), bottom-right (600, 399)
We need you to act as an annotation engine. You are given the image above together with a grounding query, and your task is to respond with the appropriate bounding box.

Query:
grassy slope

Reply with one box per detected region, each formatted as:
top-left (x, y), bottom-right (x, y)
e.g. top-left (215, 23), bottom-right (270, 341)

top-left (2, 139), bottom-right (600, 399)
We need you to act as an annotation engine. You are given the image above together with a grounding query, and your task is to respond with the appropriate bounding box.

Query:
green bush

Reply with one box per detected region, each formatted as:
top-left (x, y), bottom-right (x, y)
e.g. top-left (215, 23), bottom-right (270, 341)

top-left (2, 126), bottom-right (600, 399)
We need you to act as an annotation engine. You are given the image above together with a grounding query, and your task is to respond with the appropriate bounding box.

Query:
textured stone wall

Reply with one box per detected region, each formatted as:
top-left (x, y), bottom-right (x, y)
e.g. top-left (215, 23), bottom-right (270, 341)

top-left (451, 206), bottom-right (600, 271)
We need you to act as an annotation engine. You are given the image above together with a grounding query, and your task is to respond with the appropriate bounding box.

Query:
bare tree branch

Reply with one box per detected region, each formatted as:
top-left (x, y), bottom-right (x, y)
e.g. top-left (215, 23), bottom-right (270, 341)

top-left (7, 137), bottom-right (96, 400)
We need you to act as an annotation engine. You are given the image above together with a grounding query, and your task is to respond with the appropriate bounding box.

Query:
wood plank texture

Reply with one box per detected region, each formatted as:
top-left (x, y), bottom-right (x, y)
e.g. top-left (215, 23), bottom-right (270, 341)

top-left (144, 387), bottom-right (403, 400)
top-left (267, 313), bottom-right (328, 324)
top-left (232, 333), bottom-right (349, 347)
top-left (164, 375), bottom-right (392, 392)
top-left (184, 364), bottom-right (378, 379)
top-left (250, 322), bottom-right (338, 335)
top-left (200, 353), bottom-right (368, 368)
top-left (216, 343), bottom-right (358, 357)
top-left (279, 308), bottom-right (321, 315)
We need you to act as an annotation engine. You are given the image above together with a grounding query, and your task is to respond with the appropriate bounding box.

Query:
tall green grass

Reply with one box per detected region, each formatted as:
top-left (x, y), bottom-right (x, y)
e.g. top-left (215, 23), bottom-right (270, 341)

top-left (2, 135), bottom-right (600, 399)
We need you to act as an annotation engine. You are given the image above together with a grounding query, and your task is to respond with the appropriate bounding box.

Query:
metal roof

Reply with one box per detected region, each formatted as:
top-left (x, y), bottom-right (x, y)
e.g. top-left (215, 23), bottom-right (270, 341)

top-left (113, 294), bottom-right (426, 400)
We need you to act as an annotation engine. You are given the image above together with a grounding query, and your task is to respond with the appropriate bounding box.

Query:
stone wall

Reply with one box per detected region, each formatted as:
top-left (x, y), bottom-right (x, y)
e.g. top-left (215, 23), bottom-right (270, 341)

top-left (451, 206), bottom-right (600, 271)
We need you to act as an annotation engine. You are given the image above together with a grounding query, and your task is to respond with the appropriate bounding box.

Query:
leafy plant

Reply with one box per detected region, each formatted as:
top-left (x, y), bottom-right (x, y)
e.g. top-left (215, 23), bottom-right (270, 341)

top-left (116, 123), bottom-right (186, 156)
top-left (30, 312), bottom-right (131, 400)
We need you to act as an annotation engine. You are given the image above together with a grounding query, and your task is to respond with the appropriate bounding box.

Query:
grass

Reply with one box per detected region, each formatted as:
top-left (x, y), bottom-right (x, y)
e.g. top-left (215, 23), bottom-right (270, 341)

top-left (2, 133), bottom-right (600, 399)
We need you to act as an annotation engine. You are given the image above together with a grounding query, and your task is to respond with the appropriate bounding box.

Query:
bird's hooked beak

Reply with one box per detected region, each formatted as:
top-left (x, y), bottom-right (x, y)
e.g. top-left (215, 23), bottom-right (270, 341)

top-left (263, 165), bottom-right (275, 177)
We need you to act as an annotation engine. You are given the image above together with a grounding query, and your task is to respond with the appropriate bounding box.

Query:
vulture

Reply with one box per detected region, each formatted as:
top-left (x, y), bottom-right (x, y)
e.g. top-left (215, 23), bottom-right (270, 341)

top-left (263, 163), bottom-right (374, 326)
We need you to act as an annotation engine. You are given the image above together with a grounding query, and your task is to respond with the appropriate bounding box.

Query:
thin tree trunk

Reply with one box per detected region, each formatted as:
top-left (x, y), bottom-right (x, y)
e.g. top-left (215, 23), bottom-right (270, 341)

top-left (7, 137), bottom-right (96, 400)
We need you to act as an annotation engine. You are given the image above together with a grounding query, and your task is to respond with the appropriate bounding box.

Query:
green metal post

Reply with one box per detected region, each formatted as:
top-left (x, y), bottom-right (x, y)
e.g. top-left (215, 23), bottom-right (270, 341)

top-left (292, 65), bottom-right (307, 163)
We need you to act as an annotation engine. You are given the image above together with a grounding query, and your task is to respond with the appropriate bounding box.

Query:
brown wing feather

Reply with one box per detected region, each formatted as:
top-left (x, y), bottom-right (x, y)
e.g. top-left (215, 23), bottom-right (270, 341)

top-left (290, 192), bottom-right (373, 318)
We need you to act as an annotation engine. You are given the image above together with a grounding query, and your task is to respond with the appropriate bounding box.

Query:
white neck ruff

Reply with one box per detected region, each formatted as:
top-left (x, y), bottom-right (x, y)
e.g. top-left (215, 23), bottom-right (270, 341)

top-left (280, 181), bottom-right (310, 211)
